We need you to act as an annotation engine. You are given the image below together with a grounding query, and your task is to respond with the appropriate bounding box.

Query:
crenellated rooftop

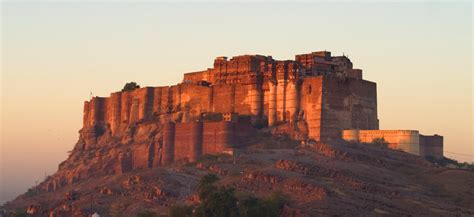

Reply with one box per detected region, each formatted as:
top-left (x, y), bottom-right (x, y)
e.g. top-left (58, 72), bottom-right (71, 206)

top-left (183, 51), bottom-right (363, 85)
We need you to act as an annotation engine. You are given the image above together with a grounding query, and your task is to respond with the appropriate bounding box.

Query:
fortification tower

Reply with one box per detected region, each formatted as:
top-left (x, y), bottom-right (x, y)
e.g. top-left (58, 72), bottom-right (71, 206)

top-left (82, 51), bottom-right (378, 144)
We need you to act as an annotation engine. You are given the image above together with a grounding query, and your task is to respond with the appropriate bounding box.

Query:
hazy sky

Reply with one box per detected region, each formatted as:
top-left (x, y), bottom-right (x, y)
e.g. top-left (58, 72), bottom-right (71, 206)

top-left (1, 1), bottom-right (472, 204)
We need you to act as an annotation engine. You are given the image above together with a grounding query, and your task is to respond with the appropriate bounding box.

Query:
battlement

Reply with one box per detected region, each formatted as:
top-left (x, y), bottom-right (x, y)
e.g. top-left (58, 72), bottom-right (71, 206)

top-left (183, 51), bottom-right (362, 86)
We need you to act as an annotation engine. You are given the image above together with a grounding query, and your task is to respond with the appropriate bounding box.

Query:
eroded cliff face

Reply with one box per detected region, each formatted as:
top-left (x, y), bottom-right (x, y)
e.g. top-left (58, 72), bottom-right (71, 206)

top-left (43, 120), bottom-right (162, 192)
top-left (43, 116), bottom-right (257, 192)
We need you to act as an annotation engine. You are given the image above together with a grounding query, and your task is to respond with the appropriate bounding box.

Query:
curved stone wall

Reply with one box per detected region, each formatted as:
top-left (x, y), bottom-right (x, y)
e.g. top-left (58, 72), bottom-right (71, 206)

top-left (342, 130), bottom-right (420, 156)
top-left (341, 130), bottom-right (359, 142)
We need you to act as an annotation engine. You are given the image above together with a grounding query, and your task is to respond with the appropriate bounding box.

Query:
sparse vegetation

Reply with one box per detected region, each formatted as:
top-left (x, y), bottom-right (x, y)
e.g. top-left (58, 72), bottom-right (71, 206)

top-left (169, 204), bottom-right (193, 217)
top-left (7, 209), bottom-right (27, 217)
top-left (137, 210), bottom-right (157, 217)
top-left (371, 138), bottom-right (388, 148)
top-left (262, 191), bottom-right (288, 217)
top-left (426, 156), bottom-right (474, 171)
top-left (182, 173), bottom-right (287, 217)
top-left (122, 82), bottom-right (140, 92)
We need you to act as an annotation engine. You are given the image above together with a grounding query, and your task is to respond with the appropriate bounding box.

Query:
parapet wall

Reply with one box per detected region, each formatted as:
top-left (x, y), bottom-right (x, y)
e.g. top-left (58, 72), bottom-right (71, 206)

top-left (342, 130), bottom-right (443, 158)
top-left (419, 135), bottom-right (444, 159)
top-left (342, 130), bottom-right (420, 155)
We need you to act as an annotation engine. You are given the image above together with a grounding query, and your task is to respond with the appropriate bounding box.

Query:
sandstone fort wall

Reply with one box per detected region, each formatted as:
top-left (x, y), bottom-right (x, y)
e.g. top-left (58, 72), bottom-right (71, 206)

top-left (81, 51), bottom-right (382, 164)
top-left (341, 130), bottom-right (443, 158)
top-left (115, 121), bottom-right (253, 171)
top-left (419, 135), bottom-right (444, 159)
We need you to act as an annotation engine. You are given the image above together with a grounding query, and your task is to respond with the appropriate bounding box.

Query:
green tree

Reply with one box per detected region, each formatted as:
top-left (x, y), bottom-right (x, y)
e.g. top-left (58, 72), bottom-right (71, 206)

top-left (371, 137), bottom-right (388, 148)
top-left (262, 191), bottom-right (288, 217)
top-left (169, 204), bottom-right (193, 217)
top-left (8, 209), bottom-right (27, 217)
top-left (194, 187), bottom-right (239, 217)
top-left (122, 82), bottom-right (140, 92)
top-left (186, 174), bottom-right (288, 217)
top-left (137, 210), bottom-right (157, 217)
top-left (197, 173), bottom-right (219, 200)
top-left (238, 196), bottom-right (267, 217)
top-left (193, 173), bottom-right (239, 217)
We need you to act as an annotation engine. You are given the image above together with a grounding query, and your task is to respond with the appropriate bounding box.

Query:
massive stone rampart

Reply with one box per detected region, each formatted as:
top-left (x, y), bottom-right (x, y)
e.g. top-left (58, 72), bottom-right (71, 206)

top-left (82, 51), bottom-right (377, 143)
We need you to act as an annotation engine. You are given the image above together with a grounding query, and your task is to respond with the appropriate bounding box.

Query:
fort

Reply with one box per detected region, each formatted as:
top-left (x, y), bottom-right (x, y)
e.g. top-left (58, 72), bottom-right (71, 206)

top-left (81, 51), bottom-right (443, 167)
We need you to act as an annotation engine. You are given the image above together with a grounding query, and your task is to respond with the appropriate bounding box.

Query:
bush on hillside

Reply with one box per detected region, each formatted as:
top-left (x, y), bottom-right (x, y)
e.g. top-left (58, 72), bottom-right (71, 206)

top-left (180, 173), bottom-right (288, 217)
top-left (169, 204), bottom-right (193, 217)
top-left (371, 137), bottom-right (388, 148)
top-left (137, 210), bottom-right (157, 217)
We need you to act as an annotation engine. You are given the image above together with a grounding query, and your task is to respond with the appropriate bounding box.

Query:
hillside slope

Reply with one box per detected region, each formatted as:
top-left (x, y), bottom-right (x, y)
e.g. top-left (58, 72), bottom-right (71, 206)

top-left (3, 133), bottom-right (473, 217)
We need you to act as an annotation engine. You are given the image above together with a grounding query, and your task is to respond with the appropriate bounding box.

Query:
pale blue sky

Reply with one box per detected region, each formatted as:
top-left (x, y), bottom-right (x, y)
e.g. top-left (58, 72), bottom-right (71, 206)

top-left (1, 1), bottom-right (472, 204)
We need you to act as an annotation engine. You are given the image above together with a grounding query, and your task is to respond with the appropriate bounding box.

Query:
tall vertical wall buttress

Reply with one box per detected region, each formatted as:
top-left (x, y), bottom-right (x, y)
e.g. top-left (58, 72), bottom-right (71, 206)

top-left (174, 122), bottom-right (203, 162)
top-left (88, 97), bottom-right (106, 127)
top-left (286, 80), bottom-right (299, 123)
top-left (161, 122), bottom-right (175, 166)
top-left (189, 122), bottom-right (203, 162)
top-left (302, 77), bottom-right (324, 141)
top-left (276, 79), bottom-right (287, 122)
top-left (83, 101), bottom-right (90, 128)
top-left (153, 87), bottom-right (163, 115)
top-left (249, 84), bottom-right (263, 120)
top-left (109, 92), bottom-right (122, 135)
top-left (89, 98), bottom-right (99, 126)
top-left (216, 122), bottom-right (233, 152)
top-left (130, 98), bottom-right (139, 123)
top-left (137, 87), bottom-right (154, 121)
top-left (120, 92), bottom-right (132, 125)
top-left (268, 82), bottom-right (278, 126)
top-left (208, 87), bottom-right (214, 112)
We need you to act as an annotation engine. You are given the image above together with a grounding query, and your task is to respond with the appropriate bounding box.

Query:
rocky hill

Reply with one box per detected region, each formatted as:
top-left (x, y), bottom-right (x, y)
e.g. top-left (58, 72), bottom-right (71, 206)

top-left (1, 52), bottom-right (468, 216)
top-left (3, 129), bottom-right (473, 217)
